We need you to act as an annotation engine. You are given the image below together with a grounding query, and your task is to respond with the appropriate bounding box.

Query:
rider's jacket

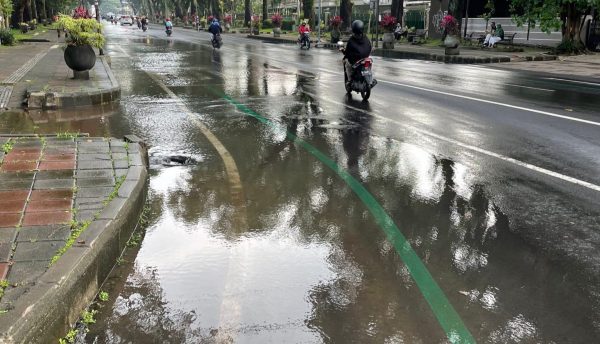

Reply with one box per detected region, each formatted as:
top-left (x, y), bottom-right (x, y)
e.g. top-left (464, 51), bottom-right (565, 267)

top-left (344, 34), bottom-right (371, 64)
top-left (209, 22), bottom-right (221, 35)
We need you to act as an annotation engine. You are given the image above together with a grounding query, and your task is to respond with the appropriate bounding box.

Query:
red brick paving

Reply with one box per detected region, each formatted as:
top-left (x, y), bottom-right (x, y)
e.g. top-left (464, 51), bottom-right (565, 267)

top-left (0, 213), bottom-right (21, 228)
top-left (38, 161), bottom-right (75, 170)
top-left (10, 148), bottom-right (41, 155)
top-left (42, 154), bottom-right (76, 161)
top-left (1, 161), bottom-right (37, 172)
top-left (0, 200), bottom-right (27, 213)
top-left (30, 189), bottom-right (73, 201)
top-left (22, 211), bottom-right (71, 226)
top-left (0, 190), bottom-right (29, 201)
top-left (26, 199), bottom-right (72, 212)
top-left (0, 262), bottom-right (8, 280)
top-left (3, 153), bottom-right (40, 162)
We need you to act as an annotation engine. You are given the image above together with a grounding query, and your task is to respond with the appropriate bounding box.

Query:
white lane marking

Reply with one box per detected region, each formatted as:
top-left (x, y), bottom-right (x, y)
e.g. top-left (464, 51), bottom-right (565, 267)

top-left (545, 78), bottom-right (600, 87)
top-left (204, 39), bottom-right (600, 126)
top-left (505, 83), bottom-right (554, 92)
top-left (378, 79), bottom-right (600, 127)
top-left (116, 39), bottom-right (600, 192)
top-left (301, 89), bottom-right (600, 193)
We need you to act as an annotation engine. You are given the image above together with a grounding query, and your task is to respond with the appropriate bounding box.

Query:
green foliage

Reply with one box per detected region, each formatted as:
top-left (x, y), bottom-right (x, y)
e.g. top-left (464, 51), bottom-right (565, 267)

top-left (81, 309), bottom-right (97, 325)
top-left (98, 291), bottom-right (109, 302)
top-left (281, 19), bottom-right (295, 31)
top-left (57, 15), bottom-right (105, 49)
top-left (262, 19), bottom-right (273, 29)
top-left (0, 28), bottom-right (15, 45)
top-left (2, 140), bottom-right (13, 154)
top-left (59, 328), bottom-right (78, 344)
top-left (0, 0), bottom-right (13, 20)
top-left (0, 279), bottom-right (9, 299)
top-left (56, 131), bottom-right (79, 139)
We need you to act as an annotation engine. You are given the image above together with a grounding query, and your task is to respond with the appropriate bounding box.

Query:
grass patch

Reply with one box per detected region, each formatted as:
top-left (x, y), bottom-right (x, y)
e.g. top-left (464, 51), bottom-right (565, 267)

top-left (58, 328), bottom-right (78, 344)
top-left (0, 280), bottom-right (9, 299)
top-left (49, 219), bottom-right (92, 266)
top-left (2, 140), bottom-right (13, 154)
top-left (10, 27), bottom-right (49, 41)
top-left (56, 131), bottom-right (79, 140)
top-left (103, 175), bottom-right (126, 206)
top-left (98, 291), bottom-right (109, 302)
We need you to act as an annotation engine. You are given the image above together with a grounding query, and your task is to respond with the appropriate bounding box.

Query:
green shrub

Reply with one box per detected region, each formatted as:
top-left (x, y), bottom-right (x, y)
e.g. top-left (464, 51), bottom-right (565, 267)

top-left (0, 29), bottom-right (15, 45)
top-left (262, 19), bottom-right (273, 29)
top-left (282, 19), bottom-right (295, 31)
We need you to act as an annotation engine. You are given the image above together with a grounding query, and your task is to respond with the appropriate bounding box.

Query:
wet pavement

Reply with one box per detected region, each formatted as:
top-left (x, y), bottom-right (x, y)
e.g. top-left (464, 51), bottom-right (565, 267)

top-left (4, 23), bottom-right (600, 343)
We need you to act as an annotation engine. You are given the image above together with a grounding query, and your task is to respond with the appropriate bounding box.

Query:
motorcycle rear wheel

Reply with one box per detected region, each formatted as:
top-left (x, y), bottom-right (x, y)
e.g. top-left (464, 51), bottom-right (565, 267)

top-left (344, 70), bottom-right (351, 94)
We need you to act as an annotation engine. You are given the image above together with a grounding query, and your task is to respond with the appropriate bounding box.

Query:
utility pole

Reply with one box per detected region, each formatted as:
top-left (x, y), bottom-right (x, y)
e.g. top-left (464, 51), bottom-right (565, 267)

top-left (95, 1), bottom-right (103, 55)
top-left (463, 0), bottom-right (470, 39)
top-left (317, 0), bottom-right (322, 46)
top-left (374, 0), bottom-right (380, 48)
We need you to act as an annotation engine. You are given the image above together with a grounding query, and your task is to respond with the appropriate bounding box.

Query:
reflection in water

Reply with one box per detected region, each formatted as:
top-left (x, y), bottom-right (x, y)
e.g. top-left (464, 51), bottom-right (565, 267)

top-left (85, 33), bottom-right (600, 343)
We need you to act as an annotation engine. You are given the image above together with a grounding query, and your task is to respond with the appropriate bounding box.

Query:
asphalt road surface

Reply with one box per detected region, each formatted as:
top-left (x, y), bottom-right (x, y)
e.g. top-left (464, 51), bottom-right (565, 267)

top-left (81, 23), bottom-right (600, 343)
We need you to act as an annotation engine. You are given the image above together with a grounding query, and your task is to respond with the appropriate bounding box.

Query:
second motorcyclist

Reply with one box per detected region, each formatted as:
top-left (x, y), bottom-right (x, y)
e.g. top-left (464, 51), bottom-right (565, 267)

top-left (298, 21), bottom-right (310, 45)
top-left (342, 20), bottom-right (372, 83)
top-left (208, 18), bottom-right (222, 41)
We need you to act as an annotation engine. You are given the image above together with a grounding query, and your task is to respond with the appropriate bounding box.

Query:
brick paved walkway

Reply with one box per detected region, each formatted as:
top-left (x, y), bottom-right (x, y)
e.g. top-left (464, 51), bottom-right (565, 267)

top-left (0, 135), bottom-right (143, 310)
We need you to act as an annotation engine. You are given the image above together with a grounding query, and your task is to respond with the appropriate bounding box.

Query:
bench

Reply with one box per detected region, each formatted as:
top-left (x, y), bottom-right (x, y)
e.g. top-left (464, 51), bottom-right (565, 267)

top-left (407, 29), bottom-right (427, 44)
top-left (497, 32), bottom-right (517, 46)
top-left (464, 31), bottom-right (486, 45)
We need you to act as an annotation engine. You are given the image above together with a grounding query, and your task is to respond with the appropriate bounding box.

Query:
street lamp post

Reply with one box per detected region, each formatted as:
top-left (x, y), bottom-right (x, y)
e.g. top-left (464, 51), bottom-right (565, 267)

top-left (317, 0), bottom-right (322, 46)
top-left (95, 1), bottom-right (103, 55)
top-left (374, 0), bottom-right (380, 48)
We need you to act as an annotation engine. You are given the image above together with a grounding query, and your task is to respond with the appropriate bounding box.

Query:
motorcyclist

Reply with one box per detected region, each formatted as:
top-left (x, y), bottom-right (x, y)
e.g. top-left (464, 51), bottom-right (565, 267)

top-left (141, 16), bottom-right (148, 27)
top-left (165, 18), bottom-right (173, 31)
top-left (208, 18), bottom-right (222, 41)
top-left (298, 21), bottom-right (310, 44)
top-left (342, 20), bottom-right (372, 82)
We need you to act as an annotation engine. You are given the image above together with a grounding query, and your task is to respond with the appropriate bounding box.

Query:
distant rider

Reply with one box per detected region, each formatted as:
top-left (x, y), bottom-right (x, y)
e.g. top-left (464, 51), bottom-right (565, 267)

top-left (141, 16), bottom-right (148, 27)
top-left (298, 21), bottom-right (310, 43)
top-left (341, 20), bottom-right (372, 81)
top-left (165, 18), bottom-right (173, 30)
top-left (208, 18), bottom-right (222, 41)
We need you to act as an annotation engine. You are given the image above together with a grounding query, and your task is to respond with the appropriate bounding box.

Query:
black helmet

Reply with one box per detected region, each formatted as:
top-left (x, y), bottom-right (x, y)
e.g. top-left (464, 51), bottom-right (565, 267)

top-left (351, 20), bottom-right (365, 35)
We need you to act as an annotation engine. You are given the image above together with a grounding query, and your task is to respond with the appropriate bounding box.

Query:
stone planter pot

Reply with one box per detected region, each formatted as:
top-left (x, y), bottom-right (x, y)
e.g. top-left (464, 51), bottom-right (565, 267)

top-left (273, 27), bottom-right (281, 37)
top-left (252, 27), bottom-right (259, 35)
top-left (444, 35), bottom-right (460, 55)
top-left (64, 44), bottom-right (96, 72)
top-left (225, 23), bottom-right (231, 32)
top-left (331, 28), bottom-right (341, 43)
top-left (382, 32), bottom-right (395, 49)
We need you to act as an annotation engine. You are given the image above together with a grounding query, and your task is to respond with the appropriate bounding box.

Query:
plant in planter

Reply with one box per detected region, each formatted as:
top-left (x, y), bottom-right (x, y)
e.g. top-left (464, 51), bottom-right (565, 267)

top-left (271, 13), bottom-right (282, 37)
top-left (200, 17), bottom-right (207, 29)
top-left (57, 14), bottom-right (104, 79)
top-left (329, 15), bottom-right (342, 43)
top-left (379, 14), bottom-right (396, 49)
top-left (251, 15), bottom-right (260, 35)
top-left (440, 14), bottom-right (460, 55)
top-left (28, 19), bottom-right (36, 30)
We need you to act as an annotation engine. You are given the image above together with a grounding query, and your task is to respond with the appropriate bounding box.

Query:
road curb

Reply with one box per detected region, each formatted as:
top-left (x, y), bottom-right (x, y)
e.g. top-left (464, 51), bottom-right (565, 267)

top-left (243, 34), bottom-right (557, 64)
top-left (0, 138), bottom-right (148, 344)
top-left (27, 56), bottom-right (121, 110)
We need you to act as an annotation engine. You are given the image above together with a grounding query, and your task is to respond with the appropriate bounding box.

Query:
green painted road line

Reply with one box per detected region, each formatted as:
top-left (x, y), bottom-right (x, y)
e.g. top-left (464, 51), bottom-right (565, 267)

top-left (222, 94), bottom-right (476, 344)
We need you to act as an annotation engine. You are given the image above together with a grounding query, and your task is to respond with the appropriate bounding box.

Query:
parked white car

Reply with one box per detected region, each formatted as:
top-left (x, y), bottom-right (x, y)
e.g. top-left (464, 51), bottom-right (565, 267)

top-left (119, 15), bottom-right (133, 25)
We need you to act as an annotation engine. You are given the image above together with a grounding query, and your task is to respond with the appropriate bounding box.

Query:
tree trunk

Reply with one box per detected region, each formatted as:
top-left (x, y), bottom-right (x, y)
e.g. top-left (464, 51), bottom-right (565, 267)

top-left (340, 0), bottom-right (352, 30)
top-left (262, 0), bottom-right (267, 24)
top-left (303, 0), bottom-right (314, 26)
top-left (244, 0), bottom-right (250, 26)
top-left (41, 0), bottom-right (47, 20)
top-left (31, 0), bottom-right (37, 21)
top-left (391, 0), bottom-right (403, 24)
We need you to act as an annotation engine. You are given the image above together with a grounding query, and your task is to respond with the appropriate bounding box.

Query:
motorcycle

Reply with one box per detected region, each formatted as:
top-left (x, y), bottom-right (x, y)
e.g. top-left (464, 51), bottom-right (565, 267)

top-left (338, 41), bottom-right (377, 101)
top-left (299, 32), bottom-right (310, 49)
top-left (166, 27), bottom-right (172, 37)
top-left (211, 33), bottom-right (222, 49)
top-left (142, 24), bottom-right (148, 32)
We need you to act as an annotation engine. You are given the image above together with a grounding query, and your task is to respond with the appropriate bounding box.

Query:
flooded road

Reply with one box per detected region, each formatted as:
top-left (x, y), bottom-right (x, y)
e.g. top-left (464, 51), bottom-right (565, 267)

top-left (6, 24), bottom-right (599, 343)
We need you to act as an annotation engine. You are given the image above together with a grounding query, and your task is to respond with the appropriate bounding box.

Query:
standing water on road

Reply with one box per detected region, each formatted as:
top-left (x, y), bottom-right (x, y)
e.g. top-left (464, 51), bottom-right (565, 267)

top-left (58, 25), bottom-right (600, 343)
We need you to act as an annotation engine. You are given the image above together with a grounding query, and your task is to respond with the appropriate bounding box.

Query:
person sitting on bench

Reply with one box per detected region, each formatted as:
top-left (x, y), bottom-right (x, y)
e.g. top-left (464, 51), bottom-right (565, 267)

top-left (483, 23), bottom-right (504, 47)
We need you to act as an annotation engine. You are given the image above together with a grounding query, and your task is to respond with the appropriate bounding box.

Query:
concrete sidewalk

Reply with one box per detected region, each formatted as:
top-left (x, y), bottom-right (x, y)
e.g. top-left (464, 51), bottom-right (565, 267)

top-left (0, 135), bottom-right (147, 343)
top-left (240, 33), bottom-right (557, 64)
top-left (0, 30), bottom-right (120, 110)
